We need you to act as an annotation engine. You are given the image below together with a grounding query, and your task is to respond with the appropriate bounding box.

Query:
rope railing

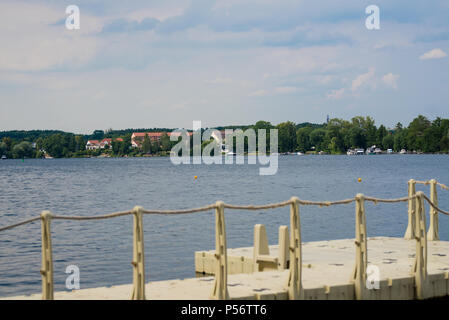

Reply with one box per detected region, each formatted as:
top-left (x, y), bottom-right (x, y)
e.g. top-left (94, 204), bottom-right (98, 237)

top-left (415, 180), bottom-right (449, 191)
top-left (422, 194), bottom-right (449, 215)
top-left (1, 180), bottom-right (449, 301)
top-left (405, 179), bottom-right (449, 241)
top-left (142, 204), bottom-right (217, 215)
top-left (364, 195), bottom-right (414, 203)
top-left (0, 216), bottom-right (40, 233)
top-left (52, 210), bottom-right (133, 221)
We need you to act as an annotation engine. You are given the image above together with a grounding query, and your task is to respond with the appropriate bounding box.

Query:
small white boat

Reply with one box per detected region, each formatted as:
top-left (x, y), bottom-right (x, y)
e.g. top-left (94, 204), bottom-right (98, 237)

top-left (374, 148), bottom-right (383, 154)
top-left (400, 149), bottom-right (407, 154)
top-left (1, 155), bottom-right (6, 160)
top-left (297, 152), bottom-right (304, 155)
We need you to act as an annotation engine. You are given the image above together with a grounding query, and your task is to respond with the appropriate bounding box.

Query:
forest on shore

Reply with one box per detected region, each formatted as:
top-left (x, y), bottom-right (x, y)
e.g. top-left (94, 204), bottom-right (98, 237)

top-left (1, 114), bottom-right (449, 159)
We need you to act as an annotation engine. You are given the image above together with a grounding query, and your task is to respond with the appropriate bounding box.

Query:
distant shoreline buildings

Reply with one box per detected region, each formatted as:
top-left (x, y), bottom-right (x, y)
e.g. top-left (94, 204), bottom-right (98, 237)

top-left (85, 138), bottom-right (123, 150)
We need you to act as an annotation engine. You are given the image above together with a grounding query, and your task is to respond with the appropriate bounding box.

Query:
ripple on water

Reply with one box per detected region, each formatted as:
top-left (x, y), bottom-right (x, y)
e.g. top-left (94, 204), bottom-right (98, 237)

top-left (1, 156), bottom-right (449, 297)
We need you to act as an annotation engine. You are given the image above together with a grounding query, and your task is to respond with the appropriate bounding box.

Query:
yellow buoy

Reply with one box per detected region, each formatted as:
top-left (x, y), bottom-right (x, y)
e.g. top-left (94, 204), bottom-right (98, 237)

top-left (358, 178), bottom-right (362, 182)
top-left (194, 176), bottom-right (198, 180)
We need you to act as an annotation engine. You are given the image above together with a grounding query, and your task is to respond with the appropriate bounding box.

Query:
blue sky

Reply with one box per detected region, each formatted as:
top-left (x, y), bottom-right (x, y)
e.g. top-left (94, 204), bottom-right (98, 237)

top-left (0, 0), bottom-right (448, 133)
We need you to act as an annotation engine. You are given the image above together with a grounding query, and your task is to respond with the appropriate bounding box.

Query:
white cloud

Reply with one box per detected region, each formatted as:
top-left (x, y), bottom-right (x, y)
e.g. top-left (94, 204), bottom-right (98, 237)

top-left (327, 68), bottom-right (376, 99)
top-left (326, 88), bottom-right (345, 100)
top-left (351, 68), bottom-right (375, 92)
top-left (0, 1), bottom-right (102, 72)
top-left (382, 73), bottom-right (399, 89)
top-left (419, 48), bottom-right (447, 60)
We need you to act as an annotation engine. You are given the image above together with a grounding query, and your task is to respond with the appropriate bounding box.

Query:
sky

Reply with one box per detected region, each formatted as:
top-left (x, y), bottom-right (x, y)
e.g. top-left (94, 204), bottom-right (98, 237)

top-left (0, 0), bottom-right (448, 134)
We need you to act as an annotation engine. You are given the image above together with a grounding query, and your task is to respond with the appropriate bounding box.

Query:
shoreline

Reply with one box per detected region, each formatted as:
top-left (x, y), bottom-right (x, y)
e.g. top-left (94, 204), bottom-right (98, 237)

top-left (2, 152), bottom-right (449, 160)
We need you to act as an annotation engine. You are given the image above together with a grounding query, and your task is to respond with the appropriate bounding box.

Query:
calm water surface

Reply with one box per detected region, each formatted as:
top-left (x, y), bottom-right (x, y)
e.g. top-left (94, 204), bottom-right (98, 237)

top-left (1, 155), bottom-right (449, 297)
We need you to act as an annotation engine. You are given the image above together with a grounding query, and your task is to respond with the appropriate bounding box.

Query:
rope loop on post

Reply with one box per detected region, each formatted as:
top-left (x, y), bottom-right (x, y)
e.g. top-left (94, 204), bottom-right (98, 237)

top-left (404, 179), bottom-right (416, 240)
top-left (131, 206), bottom-right (146, 300)
top-left (413, 192), bottom-right (428, 300)
top-left (40, 210), bottom-right (54, 300)
top-left (352, 194), bottom-right (367, 300)
top-left (286, 197), bottom-right (302, 300)
top-left (211, 201), bottom-right (229, 300)
top-left (427, 179), bottom-right (439, 241)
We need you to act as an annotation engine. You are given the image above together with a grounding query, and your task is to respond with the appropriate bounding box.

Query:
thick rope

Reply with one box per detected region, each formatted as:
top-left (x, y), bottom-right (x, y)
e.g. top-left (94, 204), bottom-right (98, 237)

top-left (0, 216), bottom-right (40, 232)
top-left (297, 198), bottom-right (355, 206)
top-left (142, 204), bottom-right (217, 215)
top-left (415, 180), bottom-right (431, 185)
top-left (422, 194), bottom-right (449, 215)
top-left (364, 195), bottom-right (415, 204)
top-left (52, 210), bottom-right (133, 221)
top-left (415, 180), bottom-right (449, 191)
top-left (223, 200), bottom-right (292, 210)
top-left (1, 192), bottom-right (449, 232)
top-left (437, 182), bottom-right (449, 191)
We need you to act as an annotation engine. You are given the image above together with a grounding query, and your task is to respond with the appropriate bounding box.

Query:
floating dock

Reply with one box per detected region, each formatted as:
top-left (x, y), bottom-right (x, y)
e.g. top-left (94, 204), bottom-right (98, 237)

top-left (3, 237), bottom-right (449, 300)
top-left (1, 179), bottom-right (449, 300)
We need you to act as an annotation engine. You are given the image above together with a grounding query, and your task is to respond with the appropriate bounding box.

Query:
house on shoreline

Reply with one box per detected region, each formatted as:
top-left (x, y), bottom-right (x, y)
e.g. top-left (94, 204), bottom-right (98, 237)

top-left (131, 132), bottom-right (193, 149)
top-left (86, 138), bottom-right (123, 150)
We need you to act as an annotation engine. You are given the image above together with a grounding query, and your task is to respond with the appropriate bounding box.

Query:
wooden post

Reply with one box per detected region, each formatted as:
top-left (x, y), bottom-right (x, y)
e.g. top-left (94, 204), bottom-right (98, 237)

top-left (352, 194), bottom-right (368, 300)
top-left (286, 197), bottom-right (302, 300)
top-left (427, 179), bottom-right (439, 241)
top-left (131, 206), bottom-right (146, 300)
top-left (278, 226), bottom-right (289, 271)
top-left (40, 210), bottom-right (54, 300)
top-left (413, 192), bottom-right (428, 299)
top-left (404, 179), bottom-right (416, 240)
top-left (211, 201), bottom-right (229, 300)
top-left (253, 224), bottom-right (270, 272)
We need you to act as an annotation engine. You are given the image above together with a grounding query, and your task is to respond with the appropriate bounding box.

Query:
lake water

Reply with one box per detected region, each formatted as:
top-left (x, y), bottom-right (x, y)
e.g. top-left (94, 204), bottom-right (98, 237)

top-left (1, 155), bottom-right (449, 297)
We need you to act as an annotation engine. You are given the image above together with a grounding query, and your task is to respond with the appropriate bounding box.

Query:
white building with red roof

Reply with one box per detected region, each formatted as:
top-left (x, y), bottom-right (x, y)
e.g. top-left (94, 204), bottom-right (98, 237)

top-left (86, 140), bottom-right (100, 150)
top-left (131, 131), bottom-right (192, 149)
top-left (86, 138), bottom-right (120, 150)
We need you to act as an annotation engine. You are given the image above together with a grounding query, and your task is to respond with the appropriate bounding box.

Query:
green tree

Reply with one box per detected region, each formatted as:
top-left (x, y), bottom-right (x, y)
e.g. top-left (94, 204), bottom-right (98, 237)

top-left (347, 126), bottom-right (366, 149)
top-left (253, 121), bottom-right (274, 153)
top-left (407, 115), bottom-right (431, 151)
top-left (394, 128), bottom-right (408, 151)
top-left (0, 142), bottom-right (7, 156)
top-left (75, 135), bottom-right (85, 152)
top-left (160, 133), bottom-right (171, 151)
top-left (2, 137), bottom-right (12, 152)
top-left (382, 134), bottom-right (394, 150)
top-left (142, 133), bottom-right (151, 154)
top-left (309, 128), bottom-right (326, 151)
top-left (440, 135), bottom-right (449, 152)
top-left (277, 121), bottom-right (297, 152)
top-left (12, 141), bottom-right (33, 159)
top-left (328, 137), bottom-right (340, 154)
top-left (324, 118), bottom-right (347, 153)
top-left (296, 127), bottom-right (313, 152)
top-left (91, 130), bottom-right (104, 140)
top-left (422, 126), bottom-right (441, 153)
top-left (377, 125), bottom-right (388, 148)
top-left (120, 134), bottom-right (132, 154)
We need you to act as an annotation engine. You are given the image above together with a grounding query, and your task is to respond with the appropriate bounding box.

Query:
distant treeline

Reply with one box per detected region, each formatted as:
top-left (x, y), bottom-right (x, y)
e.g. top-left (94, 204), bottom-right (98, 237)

top-left (292, 115), bottom-right (449, 154)
top-left (0, 130), bottom-right (66, 141)
top-left (1, 115), bottom-right (448, 158)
